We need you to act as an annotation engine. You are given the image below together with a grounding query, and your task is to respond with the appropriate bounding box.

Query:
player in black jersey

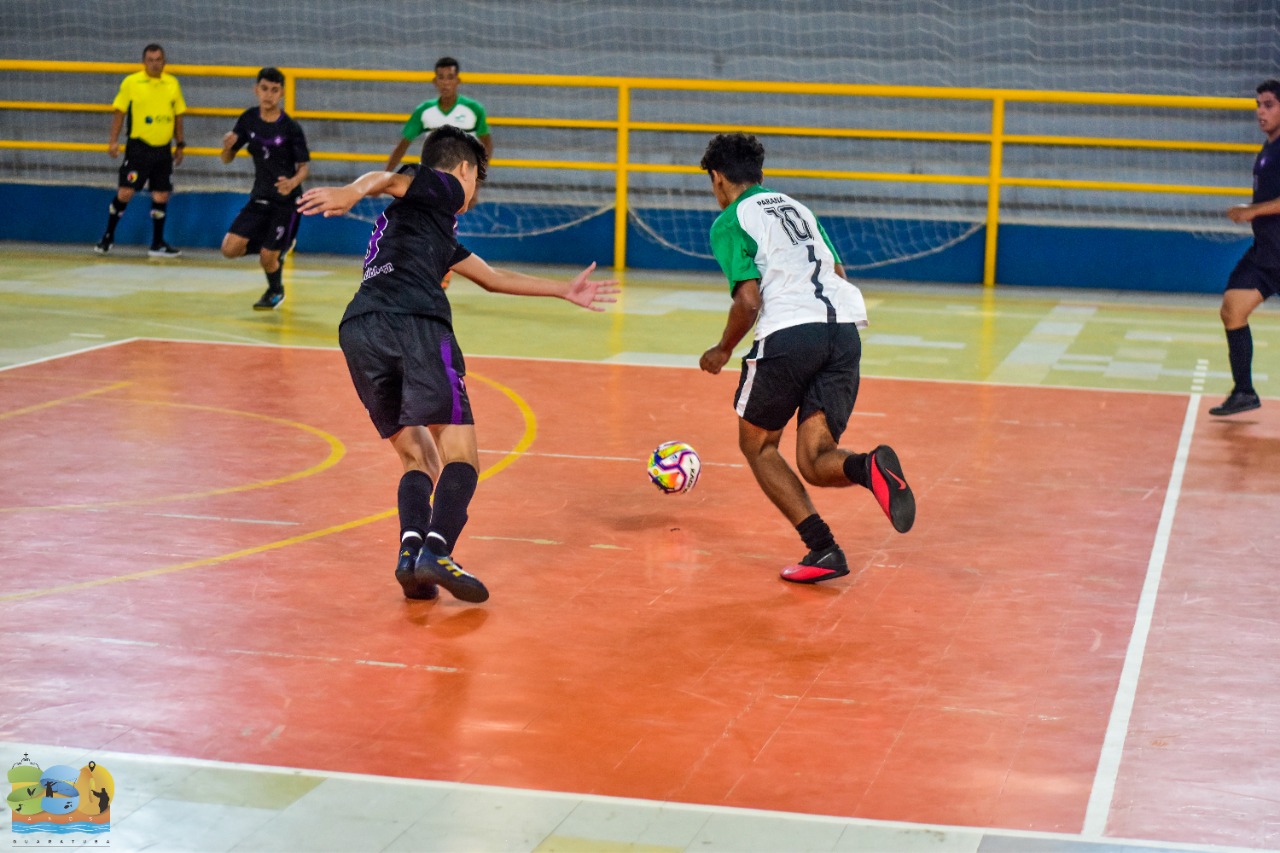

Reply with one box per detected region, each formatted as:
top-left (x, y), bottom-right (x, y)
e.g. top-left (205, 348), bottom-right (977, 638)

top-left (1211, 79), bottom-right (1280, 416)
top-left (298, 125), bottom-right (618, 604)
top-left (219, 67), bottom-right (311, 311)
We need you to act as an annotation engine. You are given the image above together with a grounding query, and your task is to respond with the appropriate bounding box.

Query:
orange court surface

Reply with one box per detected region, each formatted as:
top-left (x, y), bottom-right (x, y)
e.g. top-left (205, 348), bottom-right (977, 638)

top-left (3, 328), bottom-right (1279, 851)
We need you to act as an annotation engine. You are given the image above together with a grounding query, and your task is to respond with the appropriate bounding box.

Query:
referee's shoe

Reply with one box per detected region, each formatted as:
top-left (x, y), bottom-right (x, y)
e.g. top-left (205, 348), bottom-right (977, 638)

top-left (148, 242), bottom-right (182, 259)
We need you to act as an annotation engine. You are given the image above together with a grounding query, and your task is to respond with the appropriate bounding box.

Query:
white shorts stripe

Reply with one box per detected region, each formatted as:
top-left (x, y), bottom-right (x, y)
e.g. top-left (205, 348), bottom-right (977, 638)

top-left (734, 337), bottom-right (764, 418)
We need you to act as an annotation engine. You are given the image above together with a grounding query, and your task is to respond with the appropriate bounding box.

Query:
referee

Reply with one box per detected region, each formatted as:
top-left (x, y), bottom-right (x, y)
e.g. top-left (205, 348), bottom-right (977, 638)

top-left (95, 43), bottom-right (185, 258)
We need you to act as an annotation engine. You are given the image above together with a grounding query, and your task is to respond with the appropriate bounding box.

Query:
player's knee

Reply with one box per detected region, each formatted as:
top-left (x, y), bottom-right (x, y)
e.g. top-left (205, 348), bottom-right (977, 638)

top-left (220, 236), bottom-right (243, 258)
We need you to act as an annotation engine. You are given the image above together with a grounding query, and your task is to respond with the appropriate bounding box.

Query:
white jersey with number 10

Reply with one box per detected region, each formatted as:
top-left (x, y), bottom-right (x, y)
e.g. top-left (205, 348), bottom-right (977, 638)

top-left (709, 184), bottom-right (868, 340)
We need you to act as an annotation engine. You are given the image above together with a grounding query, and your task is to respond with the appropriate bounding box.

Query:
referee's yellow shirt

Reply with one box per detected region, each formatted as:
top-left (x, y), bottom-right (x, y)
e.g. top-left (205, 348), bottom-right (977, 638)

top-left (112, 71), bottom-right (186, 147)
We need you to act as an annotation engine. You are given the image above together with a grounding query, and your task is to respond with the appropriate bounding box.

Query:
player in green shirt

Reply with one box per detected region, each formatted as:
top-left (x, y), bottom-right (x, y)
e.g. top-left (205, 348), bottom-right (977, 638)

top-left (699, 132), bottom-right (915, 585)
top-left (385, 57), bottom-right (492, 171)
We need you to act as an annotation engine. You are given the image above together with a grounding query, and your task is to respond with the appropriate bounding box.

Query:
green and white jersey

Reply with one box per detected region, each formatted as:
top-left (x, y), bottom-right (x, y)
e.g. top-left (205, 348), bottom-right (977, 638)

top-left (709, 184), bottom-right (867, 339)
top-left (400, 95), bottom-right (490, 141)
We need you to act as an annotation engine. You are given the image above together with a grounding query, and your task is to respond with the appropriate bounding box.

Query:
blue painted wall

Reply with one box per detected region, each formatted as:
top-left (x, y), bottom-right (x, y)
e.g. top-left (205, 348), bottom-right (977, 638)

top-left (1, 182), bottom-right (1248, 294)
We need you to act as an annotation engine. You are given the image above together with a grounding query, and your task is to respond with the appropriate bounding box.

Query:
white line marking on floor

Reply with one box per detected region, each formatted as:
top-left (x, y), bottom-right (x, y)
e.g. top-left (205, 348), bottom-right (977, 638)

top-left (1083, 392), bottom-right (1199, 837)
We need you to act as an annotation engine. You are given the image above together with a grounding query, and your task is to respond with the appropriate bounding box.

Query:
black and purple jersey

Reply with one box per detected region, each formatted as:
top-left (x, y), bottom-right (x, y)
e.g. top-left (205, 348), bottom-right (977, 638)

top-left (229, 107), bottom-right (310, 203)
top-left (1251, 136), bottom-right (1280, 266)
top-left (340, 168), bottom-right (472, 329)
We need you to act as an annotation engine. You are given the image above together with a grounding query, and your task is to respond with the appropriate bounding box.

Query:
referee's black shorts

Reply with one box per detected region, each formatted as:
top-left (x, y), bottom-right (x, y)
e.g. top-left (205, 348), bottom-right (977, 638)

top-left (734, 322), bottom-right (862, 440)
top-left (1226, 246), bottom-right (1280, 299)
top-left (118, 139), bottom-right (174, 193)
top-left (338, 312), bottom-right (474, 439)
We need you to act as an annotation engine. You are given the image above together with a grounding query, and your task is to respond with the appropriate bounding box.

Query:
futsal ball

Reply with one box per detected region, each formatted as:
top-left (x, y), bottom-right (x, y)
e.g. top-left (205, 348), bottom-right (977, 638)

top-left (647, 441), bottom-right (701, 495)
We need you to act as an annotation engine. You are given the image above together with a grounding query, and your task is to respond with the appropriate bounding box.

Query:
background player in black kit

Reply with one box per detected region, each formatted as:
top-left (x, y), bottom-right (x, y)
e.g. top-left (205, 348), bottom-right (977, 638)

top-left (219, 67), bottom-right (311, 310)
top-left (1211, 78), bottom-right (1280, 416)
top-left (298, 125), bottom-right (618, 604)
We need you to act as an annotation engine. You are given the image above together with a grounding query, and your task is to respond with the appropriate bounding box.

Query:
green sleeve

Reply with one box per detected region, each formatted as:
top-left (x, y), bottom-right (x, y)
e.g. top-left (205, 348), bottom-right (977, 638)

top-left (816, 219), bottom-right (842, 266)
top-left (400, 101), bottom-right (429, 141)
top-left (473, 102), bottom-right (489, 136)
top-left (709, 210), bottom-right (760, 291)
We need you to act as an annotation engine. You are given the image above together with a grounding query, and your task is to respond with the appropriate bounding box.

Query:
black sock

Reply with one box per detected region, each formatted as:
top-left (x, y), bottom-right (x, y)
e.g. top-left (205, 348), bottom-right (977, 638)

top-left (1226, 325), bottom-right (1255, 396)
top-left (842, 452), bottom-right (870, 488)
top-left (426, 462), bottom-right (478, 555)
top-left (265, 266), bottom-right (283, 293)
top-left (104, 196), bottom-right (127, 239)
top-left (397, 470), bottom-right (434, 543)
top-left (150, 201), bottom-right (167, 247)
top-left (796, 513), bottom-right (836, 553)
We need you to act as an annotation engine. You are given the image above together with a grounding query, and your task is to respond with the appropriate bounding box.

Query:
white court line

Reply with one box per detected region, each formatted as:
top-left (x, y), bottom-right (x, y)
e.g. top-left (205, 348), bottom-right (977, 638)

top-left (0, 738), bottom-right (1260, 853)
top-left (1082, 392), bottom-right (1200, 837)
top-left (0, 336), bottom-right (135, 372)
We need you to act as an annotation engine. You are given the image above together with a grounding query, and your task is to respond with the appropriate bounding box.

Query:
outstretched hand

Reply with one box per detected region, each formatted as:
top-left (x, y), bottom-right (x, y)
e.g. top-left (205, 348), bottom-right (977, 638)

top-left (564, 262), bottom-right (621, 312)
top-left (298, 186), bottom-right (361, 218)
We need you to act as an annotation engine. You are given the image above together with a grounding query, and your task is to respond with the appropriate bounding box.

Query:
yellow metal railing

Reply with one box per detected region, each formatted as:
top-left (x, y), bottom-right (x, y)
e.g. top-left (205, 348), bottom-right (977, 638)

top-left (0, 60), bottom-right (1257, 284)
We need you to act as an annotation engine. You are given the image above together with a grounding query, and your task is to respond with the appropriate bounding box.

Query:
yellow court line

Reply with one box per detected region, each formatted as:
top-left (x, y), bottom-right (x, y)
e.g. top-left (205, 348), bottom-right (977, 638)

top-left (0, 371), bottom-right (536, 603)
top-left (0, 381), bottom-right (132, 421)
top-left (2, 399), bottom-right (347, 512)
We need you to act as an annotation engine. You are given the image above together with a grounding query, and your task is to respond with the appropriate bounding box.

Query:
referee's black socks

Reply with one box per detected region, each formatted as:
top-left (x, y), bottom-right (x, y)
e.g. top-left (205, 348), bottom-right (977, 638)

top-left (105, 196), bottom-right (128, 240)
top-left (149, 201), bottom-right (167, 247)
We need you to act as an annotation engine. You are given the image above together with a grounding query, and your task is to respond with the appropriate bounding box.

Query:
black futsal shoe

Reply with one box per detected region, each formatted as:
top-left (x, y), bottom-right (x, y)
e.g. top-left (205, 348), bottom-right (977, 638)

top-left (868, 445), bottom-right (916, 533)
top-left (780, 545), bottom-right (850, 584)
top-left (94, 234), bottom-right (113, 255)
top-left (253, 288), bottom-right (285, 311)
top-left (395, 540), bottom-right (438, 601)
top-left (1209, 391), bottom-right (1261, 417)
top-left (147, 242), bottom-right (182, 259)
top-left (415, 547), bottom-right (489, 603)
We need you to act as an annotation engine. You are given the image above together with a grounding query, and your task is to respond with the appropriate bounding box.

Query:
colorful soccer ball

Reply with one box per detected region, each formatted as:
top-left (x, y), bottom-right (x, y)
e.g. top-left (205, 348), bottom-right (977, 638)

top-left (647, 441), bottom-right (701, 494)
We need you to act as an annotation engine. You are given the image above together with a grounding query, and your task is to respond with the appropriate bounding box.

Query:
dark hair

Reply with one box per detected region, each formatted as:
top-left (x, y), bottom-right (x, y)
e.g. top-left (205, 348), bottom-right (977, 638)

top-left (422, 124), bottom-right (488, 182)
top-left (257, 66), bottom-right (285, 85)
top-left (142, 43), bottom-right (164, 58)
top-left (1258, 79), bottom-right (1280, 99)
top-left (700, 133), bottom-right (765, 186)
top-left (435, 56), bottom-right (460, 73)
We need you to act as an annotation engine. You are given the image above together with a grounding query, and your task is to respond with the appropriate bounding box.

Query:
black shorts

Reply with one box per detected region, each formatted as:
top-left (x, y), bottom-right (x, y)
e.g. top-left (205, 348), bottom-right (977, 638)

top-left (228, 198), bottom-right (301, 252)
top-left (1226, 246), bottom-right (1280, 299)
top-left (339, 312), bottom-right (473, 439)
top-left (734, 322), bottom-right (862, 440)
top-left (118, 139), bottom-right (173, 193)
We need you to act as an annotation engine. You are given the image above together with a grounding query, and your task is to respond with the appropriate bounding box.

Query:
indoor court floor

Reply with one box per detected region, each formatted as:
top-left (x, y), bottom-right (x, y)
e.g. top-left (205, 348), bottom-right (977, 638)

top-left (1, 243), bottom-right (1278, 852)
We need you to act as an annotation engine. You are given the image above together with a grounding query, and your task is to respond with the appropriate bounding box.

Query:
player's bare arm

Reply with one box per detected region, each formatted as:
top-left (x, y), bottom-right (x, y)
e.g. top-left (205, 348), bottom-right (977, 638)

top-left (451, 256), bottom-right (619, 311)
top-left (172, 116), bottom-right (185, 167)
top-left (107, 111), bottom-right (125, 158)
top-left (385, 137), bottom-right (412, 172)
top-left (297, 171), bottom-right (412, 217)
top-left (219, 131), bottom-right (239, 164)
top-left (1228, 196), bottom-right (1280, 223)
top-left (700, 279), bottom-right (761, 375)
top-left (276, 162), bottom-right (310, 197)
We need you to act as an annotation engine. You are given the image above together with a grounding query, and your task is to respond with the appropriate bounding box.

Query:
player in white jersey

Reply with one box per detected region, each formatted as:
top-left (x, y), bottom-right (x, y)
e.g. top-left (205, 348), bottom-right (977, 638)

top-left (698, 133), bottom-right (915, 585)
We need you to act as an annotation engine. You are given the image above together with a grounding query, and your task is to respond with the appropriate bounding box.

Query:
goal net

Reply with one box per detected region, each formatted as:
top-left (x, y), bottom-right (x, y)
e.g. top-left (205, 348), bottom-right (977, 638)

top-left (1, 0), bottom-right (1274, 266)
